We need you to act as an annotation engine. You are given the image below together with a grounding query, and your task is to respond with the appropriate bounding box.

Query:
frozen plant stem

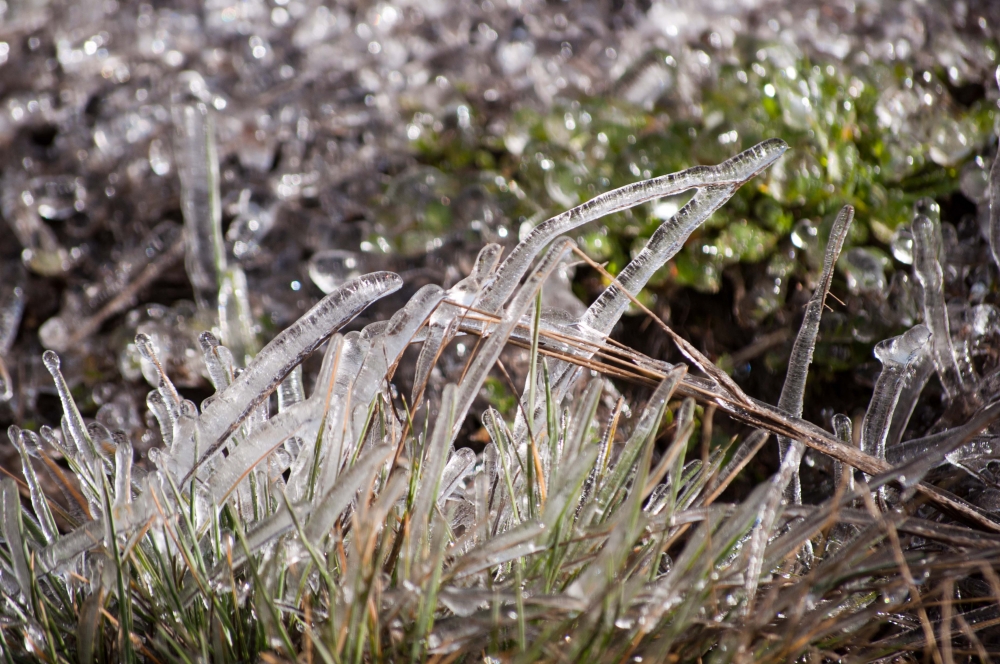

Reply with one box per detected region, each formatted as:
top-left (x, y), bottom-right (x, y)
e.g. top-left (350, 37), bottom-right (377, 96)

top-left (912, 212), bottom-right (971, 401)
top-left (778, 205), bottom-right (853, 504)
top-left (173, 102), bottom-right (225, 313)
top-left (742, 205), bottom-right (852, 613)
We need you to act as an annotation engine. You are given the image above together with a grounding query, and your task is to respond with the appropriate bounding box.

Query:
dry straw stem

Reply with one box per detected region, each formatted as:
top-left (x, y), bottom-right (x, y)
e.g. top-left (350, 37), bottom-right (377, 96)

top-left (560, 245), bottom-right (1000, 534)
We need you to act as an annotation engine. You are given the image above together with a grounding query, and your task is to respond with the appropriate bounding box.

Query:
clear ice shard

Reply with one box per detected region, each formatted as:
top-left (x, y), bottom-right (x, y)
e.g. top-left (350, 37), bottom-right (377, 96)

top-left (173, 102), bottom-right (226, 312)
top-left (912, 211), bottom-right (972, 401)
top-left (476, 139), bottom-right (787, 314)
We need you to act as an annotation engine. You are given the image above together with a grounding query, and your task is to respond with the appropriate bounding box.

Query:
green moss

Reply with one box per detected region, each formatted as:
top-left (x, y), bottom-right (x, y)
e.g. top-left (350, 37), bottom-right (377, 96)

top-left (396, 40), bottom-right (994, 312)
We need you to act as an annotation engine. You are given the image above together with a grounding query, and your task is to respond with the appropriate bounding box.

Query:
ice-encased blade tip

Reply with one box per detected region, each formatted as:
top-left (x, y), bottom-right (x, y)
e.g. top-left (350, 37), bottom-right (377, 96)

top-left (41, 349), bottom-right (60, 373)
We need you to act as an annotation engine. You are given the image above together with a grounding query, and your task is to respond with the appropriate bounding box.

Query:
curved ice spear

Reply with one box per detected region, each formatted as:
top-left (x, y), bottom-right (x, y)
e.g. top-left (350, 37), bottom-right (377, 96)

top-left (475, 139), bottom-right (788, 315)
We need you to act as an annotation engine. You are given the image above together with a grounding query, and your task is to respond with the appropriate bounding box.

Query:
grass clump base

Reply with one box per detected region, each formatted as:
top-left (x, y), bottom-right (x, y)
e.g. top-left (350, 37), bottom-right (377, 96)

top-left (3, 136), bottom-right (1000, 664)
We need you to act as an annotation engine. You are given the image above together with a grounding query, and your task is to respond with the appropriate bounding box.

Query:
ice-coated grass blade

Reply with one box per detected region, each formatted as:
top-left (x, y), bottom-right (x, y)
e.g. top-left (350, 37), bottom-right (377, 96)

top-left (177, 271), bottom-right (403, 481)
top-left (477, 139), bottom-right (787, 313)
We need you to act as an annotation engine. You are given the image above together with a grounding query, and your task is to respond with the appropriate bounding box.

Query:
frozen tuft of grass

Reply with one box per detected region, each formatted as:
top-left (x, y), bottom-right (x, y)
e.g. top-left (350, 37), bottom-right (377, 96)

top-left (4, 135), bottom-right (1000, 663)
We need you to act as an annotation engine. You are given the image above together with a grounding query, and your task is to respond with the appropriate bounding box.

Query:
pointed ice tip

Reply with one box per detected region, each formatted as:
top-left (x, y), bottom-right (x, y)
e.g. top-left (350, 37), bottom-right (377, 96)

top-left (198, 330), bottom-right (220, 351)
top-left (874, 324), bottom-right (931, 365)
top-left (134, 333), bottom-right (156, 360)
top-left (735, 138), bottom-right (788, 177)
top-left (42, 349), bottom-right (60, 373)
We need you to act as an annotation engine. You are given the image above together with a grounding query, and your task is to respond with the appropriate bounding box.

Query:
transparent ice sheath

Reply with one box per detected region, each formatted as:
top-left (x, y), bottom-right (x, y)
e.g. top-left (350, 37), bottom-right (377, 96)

top-left (912, 212), bottom-right (970, 400)
top-left (173, 102), bottom-right (225, 313)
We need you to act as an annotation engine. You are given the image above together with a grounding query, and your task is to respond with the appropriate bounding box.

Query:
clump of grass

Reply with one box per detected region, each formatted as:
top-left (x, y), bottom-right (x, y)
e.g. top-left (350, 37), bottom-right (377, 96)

top-left (2, 137), bottom-right (1000, 664)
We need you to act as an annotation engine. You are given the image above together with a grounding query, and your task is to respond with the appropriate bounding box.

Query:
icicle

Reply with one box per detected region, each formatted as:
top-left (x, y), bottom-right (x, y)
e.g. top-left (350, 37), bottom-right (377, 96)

top-left (0, 268), bottom-right (25, 402)
top-left (409, 384), bottom-right (458, 567)
top-left (595, 367), bottom-right (685, 513)
top-left (859, 325), bottom-right (931, 471)
top-left (218, 266), bottom-right (258, 365)
top-left (173, 102), bottom-right (225, 312)
top-left (912, 211), bottom-right (971, 401)
top-left (885, 351), bottom-right (934, 450)
top-left (300, 441), bottom-right (395, 549)
top-left (542, 161), bottom-right (786, 430)
top-left (350, 284), bottom-right (445, 424)
top-left (741, 209), bottom-right (857, 610)
top-left (451, 238), bottom-right (576, 441)
top-left (147, 390), bottom-right (173, 448)
top-left (135, 333), bottom-right (183, 412)
top-left (207, 400), bottom-right (318, 502)
top-left (476, 139), bottom-right (787, 313)
top-left (305, 332), bottom-right (370, 502)
top-left (170, 272), bottom-right (401, 482)
top-left (283, 334), bottom-right (355, 501)
top-left (9, 425), bottom-right (58, 544)
top-left (582, 185), bottom-right (737, 333)
top-left (558, 378), bottom-right (603, 470)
